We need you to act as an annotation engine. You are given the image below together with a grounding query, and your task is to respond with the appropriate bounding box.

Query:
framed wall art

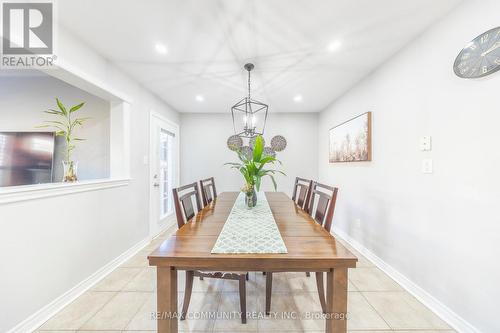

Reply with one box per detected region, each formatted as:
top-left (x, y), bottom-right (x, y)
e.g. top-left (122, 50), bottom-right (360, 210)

top-left (329, 112), bottom-right (372, 163)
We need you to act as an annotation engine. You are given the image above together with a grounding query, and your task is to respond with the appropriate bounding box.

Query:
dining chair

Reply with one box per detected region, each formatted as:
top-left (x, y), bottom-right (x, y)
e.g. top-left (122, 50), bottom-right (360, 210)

top-left (198, 177), bottom-right (217, 282)
top-left (291, 177), bottom-right (314, 276)
top-left (291, 177), bottom-right (313, 212)
top-left (172, 182), bottom-right (248, 323)
top-left (308, 182), bottom-right (338, 233)
top-left (199, 177), bottom-right (217, 206)
top-left (265, 181), bottom-right (339, 315)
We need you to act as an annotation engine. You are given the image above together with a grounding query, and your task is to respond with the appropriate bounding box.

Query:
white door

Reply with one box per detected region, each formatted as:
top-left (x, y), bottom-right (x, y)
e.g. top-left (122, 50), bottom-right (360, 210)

top-left (149, 113), bottom-right (179, 237)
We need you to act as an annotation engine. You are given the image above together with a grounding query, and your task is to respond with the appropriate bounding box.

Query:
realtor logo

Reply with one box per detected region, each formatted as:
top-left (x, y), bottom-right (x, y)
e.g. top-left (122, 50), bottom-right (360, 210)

top-left (1, 1), bottom-right (56, 68)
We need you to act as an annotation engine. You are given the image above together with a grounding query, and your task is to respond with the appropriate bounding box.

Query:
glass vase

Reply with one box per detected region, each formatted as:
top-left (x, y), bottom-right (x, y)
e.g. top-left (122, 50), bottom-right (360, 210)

top-left (245, 187), bottom-right (257, 208)
top-left (62, 160), bottom-right (78, 182)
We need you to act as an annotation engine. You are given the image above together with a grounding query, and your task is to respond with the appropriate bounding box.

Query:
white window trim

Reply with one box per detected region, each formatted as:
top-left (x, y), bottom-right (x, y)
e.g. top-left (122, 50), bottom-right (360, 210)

top-left (0, 178), bottom-right (130, 205)
top-left (160, 211), bottom-right (175, 221)
top-left (159, 128), bottom-right (175, 218)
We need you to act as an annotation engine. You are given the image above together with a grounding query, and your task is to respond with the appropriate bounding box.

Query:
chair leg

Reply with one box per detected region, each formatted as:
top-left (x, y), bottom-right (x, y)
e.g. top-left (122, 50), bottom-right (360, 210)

top-left (315, 272), bottom-right (327, 314)
top-left (246, 272), bottom-right (249, 281)
top-left (239, 274), bottom-right (247, 324)
top-left (181, 270), bottom-right (194, 320)
top-left (306, 272), bottom-right (310, 277)
top-left (265, 272), bottom-right (273, 315)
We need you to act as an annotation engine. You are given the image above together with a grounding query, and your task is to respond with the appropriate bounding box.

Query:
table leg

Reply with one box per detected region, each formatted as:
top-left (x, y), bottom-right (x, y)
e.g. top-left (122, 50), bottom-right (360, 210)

top-left (325, 267), bottom-right (348, 333)
top-left (157, 266), bottom-right (178, 333)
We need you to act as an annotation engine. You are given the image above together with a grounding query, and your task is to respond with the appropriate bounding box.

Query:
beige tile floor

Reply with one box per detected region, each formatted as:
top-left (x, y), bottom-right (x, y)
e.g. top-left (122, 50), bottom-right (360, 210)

top-left (36, 228), bottom-right (455, 333)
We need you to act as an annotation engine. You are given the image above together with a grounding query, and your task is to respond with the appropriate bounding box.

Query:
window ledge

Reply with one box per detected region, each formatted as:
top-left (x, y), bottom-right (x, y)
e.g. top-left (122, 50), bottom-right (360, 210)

top-left (0, 178), bottom-right (131, 205)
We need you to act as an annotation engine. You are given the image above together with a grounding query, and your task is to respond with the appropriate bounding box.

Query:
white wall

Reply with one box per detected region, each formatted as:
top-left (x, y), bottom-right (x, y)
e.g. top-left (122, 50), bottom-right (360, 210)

top-left (318, 0), bottom-right (499, 332)
top-left (0, 26), bottom-right (179, 332)
top-left (180, 112), bottom-right (318, 196)
top-left (0, 74), bottom-right (110, 181)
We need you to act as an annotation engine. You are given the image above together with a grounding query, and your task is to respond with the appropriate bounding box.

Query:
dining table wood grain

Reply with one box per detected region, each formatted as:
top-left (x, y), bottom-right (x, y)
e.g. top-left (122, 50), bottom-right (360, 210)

top-left (148, 191), bottom-right (357, 333)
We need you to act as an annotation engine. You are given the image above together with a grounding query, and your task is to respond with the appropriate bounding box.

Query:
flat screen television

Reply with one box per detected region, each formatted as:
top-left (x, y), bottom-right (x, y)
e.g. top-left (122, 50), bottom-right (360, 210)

top-left (0, 132), bottom-right (55, 187)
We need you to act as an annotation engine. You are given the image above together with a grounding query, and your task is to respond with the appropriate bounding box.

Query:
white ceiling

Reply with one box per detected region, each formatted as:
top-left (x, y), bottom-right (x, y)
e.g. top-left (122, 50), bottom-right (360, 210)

top-left (58, 0), bottom-right (461, 113)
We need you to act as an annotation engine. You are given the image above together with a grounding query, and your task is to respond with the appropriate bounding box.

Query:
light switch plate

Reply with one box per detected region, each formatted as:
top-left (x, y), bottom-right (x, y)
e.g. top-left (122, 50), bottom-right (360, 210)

top-left (420, 136), bottom-right (432, 151)
top-left (422, 159), bottom-right (433, 173)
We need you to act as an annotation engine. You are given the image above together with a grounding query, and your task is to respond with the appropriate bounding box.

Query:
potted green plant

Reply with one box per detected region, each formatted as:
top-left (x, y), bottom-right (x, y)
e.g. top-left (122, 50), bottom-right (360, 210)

top-left (225, 135), bottom-right (285, 208)
top-left (38, 98), bottom-right (88, 182)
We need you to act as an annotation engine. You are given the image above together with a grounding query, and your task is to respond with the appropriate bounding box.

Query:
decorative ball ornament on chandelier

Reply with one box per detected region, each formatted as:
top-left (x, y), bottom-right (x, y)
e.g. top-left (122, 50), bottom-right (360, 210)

top-left (270, 135), bottom-right (287, 152)
top-left (226, 135), bottom-right (243, 151)
top-left (231, 63), bottom-right (269, 138)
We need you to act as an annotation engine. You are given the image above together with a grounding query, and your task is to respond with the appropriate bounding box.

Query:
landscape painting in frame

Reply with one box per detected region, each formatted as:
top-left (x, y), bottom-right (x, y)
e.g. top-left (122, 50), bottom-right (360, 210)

top-left (329, 112), bottom-right (372, 163)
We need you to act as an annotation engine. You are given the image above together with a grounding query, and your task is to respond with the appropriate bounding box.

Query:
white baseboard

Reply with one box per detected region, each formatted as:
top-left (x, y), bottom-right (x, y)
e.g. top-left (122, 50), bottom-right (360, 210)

top-left (332, 227), bottom-right (481, 333)
top-left (7, 236), bottom-right (150, 333)
top-left (150, 216), bottom-right (176, 240)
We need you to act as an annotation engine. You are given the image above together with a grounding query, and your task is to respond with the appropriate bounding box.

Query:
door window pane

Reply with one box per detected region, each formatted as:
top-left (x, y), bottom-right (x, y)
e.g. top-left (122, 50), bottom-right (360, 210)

top-left (159, 129), bottom-right (175, 217)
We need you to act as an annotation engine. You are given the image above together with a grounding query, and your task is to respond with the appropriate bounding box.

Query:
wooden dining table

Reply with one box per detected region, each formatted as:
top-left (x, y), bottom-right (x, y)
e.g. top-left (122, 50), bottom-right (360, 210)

top-left (148, 191), bottom-right (357, 333)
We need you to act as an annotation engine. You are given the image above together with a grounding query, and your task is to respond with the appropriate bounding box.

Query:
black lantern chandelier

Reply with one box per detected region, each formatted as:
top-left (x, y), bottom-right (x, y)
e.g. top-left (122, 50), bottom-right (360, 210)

top-left (231, 63), bottom-right (269, 138)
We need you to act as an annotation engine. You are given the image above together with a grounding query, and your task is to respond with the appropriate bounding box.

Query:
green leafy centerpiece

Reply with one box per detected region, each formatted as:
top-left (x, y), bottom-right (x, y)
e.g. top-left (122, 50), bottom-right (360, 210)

top-left (226, 135), bottom-right (285, 208)
top-left (38, 98), bottom-right (88, 182)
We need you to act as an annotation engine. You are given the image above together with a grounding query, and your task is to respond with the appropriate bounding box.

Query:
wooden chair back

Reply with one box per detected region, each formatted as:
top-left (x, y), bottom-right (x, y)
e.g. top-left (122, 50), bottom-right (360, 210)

top-left (199, 177), bottom-right (217, 206)
top-left (307, 182), bottom-right (338, 232)
top-left (291, 177), bottom-right (313, 211)
top-left (172, 182), bottom-right (203, 228)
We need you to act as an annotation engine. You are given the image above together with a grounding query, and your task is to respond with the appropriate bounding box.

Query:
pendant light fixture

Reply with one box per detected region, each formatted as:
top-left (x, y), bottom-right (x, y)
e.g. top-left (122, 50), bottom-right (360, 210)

top-left (231, 63), bottom-right (268, 138)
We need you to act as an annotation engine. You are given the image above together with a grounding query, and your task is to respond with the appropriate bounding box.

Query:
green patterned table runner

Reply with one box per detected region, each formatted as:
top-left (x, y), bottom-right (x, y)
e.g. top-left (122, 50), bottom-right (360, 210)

top-left (211, 192), bottom-right (288, 254)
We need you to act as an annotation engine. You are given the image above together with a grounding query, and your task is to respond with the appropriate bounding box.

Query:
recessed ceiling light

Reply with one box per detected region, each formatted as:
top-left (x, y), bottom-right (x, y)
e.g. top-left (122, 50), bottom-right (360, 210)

top-left (195, 95), bottom-right (204, 102)
top-left (327, 40), bottom-right (342, 52)
top-left (293, 94), bottom-right (303, 102)
top-left (155, 43), bottom-right (168, 54)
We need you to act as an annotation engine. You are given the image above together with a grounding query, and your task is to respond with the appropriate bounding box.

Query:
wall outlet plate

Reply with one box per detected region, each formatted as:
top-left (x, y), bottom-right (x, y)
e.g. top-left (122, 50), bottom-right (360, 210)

top-left (422, 158), bottom-right (433, 173)
top-left (420, 136), bottom-right (432, 151)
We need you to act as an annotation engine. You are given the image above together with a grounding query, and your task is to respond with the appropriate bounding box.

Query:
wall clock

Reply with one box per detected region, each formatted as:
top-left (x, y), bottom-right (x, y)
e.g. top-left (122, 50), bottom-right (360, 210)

top-left (454, 27), bottom-right (500, 78)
